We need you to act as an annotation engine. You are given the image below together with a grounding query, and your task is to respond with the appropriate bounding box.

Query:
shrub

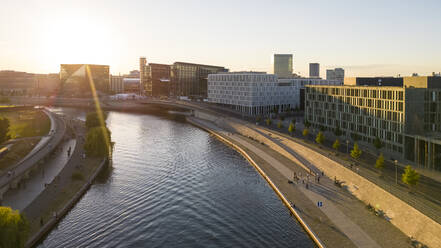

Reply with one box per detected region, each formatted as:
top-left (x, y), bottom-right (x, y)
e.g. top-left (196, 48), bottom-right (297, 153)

top-left (315, 131), bottom-right (324, 144)
top-left (351, 143), bottom-right (362, 160)
top-left (302, 128), bottom-right (309, 137)
top-left (332, 139), bottom-right (340, 150)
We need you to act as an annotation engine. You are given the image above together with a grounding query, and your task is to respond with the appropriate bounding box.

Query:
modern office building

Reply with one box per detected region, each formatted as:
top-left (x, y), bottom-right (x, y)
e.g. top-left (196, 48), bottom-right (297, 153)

top-left (60, 64), bottom-right (109, 95)
top-left (208, 72), bottom-right (297, 116)
top-left (274, 54), bottom-right (293, 78)
top-left (326, 68), bottom-right (345, 82)
top-left (109, 75), bottom-right (124, 93)
top-left (207, 72), bottom-right (341, 116)
top-left (344, 77), bottom-right (403, 87)
top-left (140, 61), bottom-right (171, 97)
top-left (309, 63), bottom-right (320, 78)
top-left (304, 76), bottom-right (441, 171)
top-left (172, 62), bottom-right (227, 99)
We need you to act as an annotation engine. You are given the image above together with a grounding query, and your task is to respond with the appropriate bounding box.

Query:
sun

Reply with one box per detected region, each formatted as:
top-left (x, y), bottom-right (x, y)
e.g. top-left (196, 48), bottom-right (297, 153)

top-left (37, 14), bottom-right (114, 70)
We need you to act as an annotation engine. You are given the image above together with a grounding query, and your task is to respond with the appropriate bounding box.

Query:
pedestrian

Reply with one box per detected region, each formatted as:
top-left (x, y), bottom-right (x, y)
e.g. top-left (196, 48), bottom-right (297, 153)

top-left (306, 183), bottom-right (309, 189)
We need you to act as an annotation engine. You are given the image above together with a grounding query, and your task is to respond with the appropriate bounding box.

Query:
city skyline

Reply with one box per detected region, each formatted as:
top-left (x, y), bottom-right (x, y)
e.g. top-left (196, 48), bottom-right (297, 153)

top-left (1, 0), bottom-right (441, 77)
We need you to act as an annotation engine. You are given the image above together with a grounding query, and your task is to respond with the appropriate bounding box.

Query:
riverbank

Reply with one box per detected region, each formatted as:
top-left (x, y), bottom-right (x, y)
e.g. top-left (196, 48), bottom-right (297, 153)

top-left (23, 117), bottom-right (108, 248)
top-left (187, 116), bottom-right (413, 248)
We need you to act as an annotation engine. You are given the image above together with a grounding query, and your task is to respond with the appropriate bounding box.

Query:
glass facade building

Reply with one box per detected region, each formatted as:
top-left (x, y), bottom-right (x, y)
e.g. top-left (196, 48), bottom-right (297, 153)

top-left (171, 62), bottom-right (227, 98)
top-left (60, 64), bottom-right (109, 96)
top-left (305, 76), bottom-right (441, 171)
top-left (274, 54), bottom-right (293, 78)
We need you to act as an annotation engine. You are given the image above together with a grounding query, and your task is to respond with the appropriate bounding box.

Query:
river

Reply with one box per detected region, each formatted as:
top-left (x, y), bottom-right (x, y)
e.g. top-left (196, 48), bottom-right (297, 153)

top-left (39, 108), bottom-right (314, 247)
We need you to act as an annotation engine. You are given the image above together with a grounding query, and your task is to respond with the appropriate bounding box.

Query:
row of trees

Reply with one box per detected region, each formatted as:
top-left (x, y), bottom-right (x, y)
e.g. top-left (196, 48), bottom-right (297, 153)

top-left (265, 117), bottom-right (421, 191)
top-left (84, 112), bottom-right (112, 157)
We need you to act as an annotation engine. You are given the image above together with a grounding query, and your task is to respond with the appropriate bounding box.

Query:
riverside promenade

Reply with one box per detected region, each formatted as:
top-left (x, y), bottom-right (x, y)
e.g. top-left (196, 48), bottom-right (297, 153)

top-left (0, 108), bottom-right (66, 201)
top-left (188, 116), bottom-right (411, 248)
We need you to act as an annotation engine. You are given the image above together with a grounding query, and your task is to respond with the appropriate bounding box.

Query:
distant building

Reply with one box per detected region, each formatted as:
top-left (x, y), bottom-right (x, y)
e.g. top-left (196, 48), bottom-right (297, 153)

top-left (60, 64), bottom-right (109, 96)
top-left (326, 68), bottom-right (345, 82)
top-left (344, 77), bottom-right (403, 87)
top-left (305, 76), bottom-right (441, 171)
top-left (110, 75), bottom-right (124, 94)
top-left (172, 62), bottom-right (227, 98)
top-left (274, 54), bottom-right (293, 78)
top-left (0, 70), bottom-right (59, 95)
top-left (140, 61), bottom-right (171, 97)
top-left (123, 78), bottom-right (140, 93)
top-left (309, 63), bottom-right (320, 78)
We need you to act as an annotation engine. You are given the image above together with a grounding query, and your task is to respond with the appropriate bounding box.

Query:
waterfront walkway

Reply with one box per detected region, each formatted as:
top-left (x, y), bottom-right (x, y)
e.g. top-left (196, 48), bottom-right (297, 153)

top-left (0, 109), bottom-right (66, 192)
top-left (189, 117), bottom-right (411, 248)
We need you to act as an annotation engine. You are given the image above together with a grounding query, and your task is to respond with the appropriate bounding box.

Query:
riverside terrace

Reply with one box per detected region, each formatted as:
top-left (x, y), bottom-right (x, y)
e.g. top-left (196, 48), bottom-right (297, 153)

top-left (304, 78), bottom-right (441, 172)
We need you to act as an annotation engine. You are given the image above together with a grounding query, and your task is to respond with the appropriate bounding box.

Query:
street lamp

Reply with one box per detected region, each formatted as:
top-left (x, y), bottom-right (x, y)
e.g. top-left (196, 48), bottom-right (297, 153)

top-left (346, 139), bottom-right (349, 154)
top-left (394, 160), bottom-right (398, 184)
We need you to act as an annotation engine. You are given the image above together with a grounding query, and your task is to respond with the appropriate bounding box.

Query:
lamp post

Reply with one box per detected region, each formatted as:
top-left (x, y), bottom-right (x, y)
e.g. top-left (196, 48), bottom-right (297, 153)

top-left (346, 139), bottom-right (349, 154)
top-left (394, 160), bottom-right (398, 184)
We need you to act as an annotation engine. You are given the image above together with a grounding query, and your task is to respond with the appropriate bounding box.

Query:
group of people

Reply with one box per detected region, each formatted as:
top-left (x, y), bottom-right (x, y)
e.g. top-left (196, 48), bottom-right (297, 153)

top-left (292, 170), bottom-right (324, 189)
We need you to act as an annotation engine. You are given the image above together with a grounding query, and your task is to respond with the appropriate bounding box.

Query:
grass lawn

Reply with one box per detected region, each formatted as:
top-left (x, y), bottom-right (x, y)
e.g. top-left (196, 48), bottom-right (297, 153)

top-left (0, 137), bottom-right (40, 173)
top-left (0, 109), bottom-right (50, 139)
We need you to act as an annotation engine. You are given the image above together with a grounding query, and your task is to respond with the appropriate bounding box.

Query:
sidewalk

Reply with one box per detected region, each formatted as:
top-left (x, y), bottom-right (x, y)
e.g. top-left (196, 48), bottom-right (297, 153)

top-left (0, 109), bottom-right (66, 189)
top-left (189, 117), bottom-right (411, 248)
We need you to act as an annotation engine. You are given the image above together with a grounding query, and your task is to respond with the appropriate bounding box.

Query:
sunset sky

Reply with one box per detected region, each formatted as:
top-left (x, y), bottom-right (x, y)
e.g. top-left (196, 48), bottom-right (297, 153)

top-left (1, 0), bottom-right (440, 77)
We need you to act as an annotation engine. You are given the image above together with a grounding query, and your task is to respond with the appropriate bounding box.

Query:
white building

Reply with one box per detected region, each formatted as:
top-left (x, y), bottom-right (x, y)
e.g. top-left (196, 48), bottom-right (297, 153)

top-left (207, 72), bottom-right (341, 116)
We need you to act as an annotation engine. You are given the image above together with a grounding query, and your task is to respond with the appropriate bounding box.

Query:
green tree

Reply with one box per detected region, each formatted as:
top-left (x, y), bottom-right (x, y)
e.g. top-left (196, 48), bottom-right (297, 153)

top-left (288, 123), bottom-right (295, 136)
top-left (375, 153), bottom-right (385, 174)
top-left (402, 165), bottom-right (420, 191)
top-left (0, 207), bottom-right (29, 248)
top-left (265, 118), bottom-right (272, 126)
top-left (332, 139), bottom-right (340, 150)
top-left (0, 117), bottom-right (10, 143)
top-left (315, 131), bottom-right (324, 144)
top-left (373, 136), bottom-right (383, 151)
top-left (302, 128), bottom-right (309, 137)
top-left (277, 121), bottom-right (283, 129)
top-left (85, 112), bottom-right (107, 129)
top-left (351, 142), bottom-right (362, 160)
top-left (84, 126), bottom-right (112, 157)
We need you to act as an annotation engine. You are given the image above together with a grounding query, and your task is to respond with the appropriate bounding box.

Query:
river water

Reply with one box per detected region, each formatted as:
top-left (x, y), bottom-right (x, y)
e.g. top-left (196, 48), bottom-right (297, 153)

top-left (39, 109), bottom-right (314, 248)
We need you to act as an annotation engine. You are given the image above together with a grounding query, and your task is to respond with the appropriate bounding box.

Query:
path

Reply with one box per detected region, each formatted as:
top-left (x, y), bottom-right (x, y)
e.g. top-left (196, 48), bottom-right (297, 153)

top-left (2, 139), bottom-right (76, 210)
top-left (0, 109), bottom-right (66, 189)
top-left (227, 133), bottom-right (380, 248)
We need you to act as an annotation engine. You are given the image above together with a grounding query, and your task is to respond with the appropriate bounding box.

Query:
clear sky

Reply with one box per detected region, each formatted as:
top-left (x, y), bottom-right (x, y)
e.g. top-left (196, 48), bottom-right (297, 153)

top-left (1, 0), bottom-right (441, 77)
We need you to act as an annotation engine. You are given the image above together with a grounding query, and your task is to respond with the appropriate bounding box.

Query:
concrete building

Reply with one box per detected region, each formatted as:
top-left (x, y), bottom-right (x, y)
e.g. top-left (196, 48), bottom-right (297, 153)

top-left (172, 62), bottom-right (227, 99)
top-left (110, 75), bottom-right (124, 93)
top-left (304, 76), bottom-right (441, 171)
top-left (326, 68), bottom-right (345, 82)
top-left (274, 54), bottom-right (293, 78)
top-left (309, 63), bottom-right (320, 78)
top-left (60, 64), bottom-right (109, 95)
top-left (207, 72), bottom-right (341, 116)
